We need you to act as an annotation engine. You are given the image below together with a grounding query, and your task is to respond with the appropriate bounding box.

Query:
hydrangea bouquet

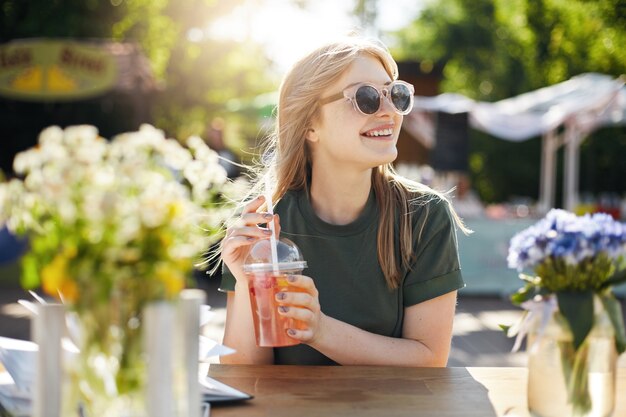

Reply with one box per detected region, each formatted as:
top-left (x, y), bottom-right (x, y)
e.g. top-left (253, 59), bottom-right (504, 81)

top-left (506, 209), bottom-right (626, 415)
top-left (0, 124), bottom-right (241, 415)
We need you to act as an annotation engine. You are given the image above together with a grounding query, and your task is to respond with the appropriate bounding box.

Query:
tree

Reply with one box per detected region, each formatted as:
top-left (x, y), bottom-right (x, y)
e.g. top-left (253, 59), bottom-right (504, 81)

top-left (392, 0), bottom-right (626, 204)
top-left (0, 0), bottom-right (277, 152)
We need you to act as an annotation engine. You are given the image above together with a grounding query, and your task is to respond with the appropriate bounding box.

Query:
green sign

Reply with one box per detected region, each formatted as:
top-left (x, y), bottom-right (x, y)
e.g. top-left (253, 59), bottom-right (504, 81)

top-left (0, 39), bottom-right (118, 101)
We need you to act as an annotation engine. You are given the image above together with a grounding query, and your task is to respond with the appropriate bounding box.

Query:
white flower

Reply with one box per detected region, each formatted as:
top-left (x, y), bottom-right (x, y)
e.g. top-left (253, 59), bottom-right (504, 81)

top-left (159, 139), bottom-right (192, 170)
top-left (2, 124), bottom-right (233, 304)
top-left (13, 148), bottom-right (43, 174)
top-left (74, 137), bottom-right (107, 165)
top-left (62, 125), bottom-right (99, 148)
top-left (38, 125), bottom-right (64, 147)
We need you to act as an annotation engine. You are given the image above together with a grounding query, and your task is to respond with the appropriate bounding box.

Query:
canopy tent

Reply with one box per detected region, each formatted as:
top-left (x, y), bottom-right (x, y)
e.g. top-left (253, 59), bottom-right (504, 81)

top-left (408, 73), bottom-right (626, 212)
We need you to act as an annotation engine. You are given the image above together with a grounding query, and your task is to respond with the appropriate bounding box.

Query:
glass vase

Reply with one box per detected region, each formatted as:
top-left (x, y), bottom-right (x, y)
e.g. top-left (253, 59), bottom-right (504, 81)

top-left (526, 296), bottom-right (617, 417)
top-left (58, 291), bottom-right (203, 417)
top-left (61, 300), bottom-right (147, 417)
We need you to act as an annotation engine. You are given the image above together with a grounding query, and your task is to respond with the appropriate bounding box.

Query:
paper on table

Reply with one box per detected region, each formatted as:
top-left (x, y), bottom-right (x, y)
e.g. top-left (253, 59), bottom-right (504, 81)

top-left (0, 336), bottom-right (78, 395)
top-left (199, 375), bottom-right (252, 403)
top-left (0, 334), bottom-right (241, 416)
top-left (199, 305), bottom-right (215, 327)
top-left (0, 337), bottom-right (37, 393)
top-left (0, 371), bottom-right (30, 417)
top-left (199, 335), bottom-right (235, 361)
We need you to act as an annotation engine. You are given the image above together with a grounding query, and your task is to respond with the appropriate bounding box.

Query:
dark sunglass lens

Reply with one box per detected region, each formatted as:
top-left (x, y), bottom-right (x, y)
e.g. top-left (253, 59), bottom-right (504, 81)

top-left (355, 85), bottom-right (380, 114)
top-left (391, 84), bottom-right (412, 112)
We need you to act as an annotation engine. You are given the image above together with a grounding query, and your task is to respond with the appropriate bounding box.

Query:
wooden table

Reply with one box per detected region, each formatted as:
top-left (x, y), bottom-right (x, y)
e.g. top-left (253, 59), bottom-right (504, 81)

top-left (207, 365), bottom-right (626, 417)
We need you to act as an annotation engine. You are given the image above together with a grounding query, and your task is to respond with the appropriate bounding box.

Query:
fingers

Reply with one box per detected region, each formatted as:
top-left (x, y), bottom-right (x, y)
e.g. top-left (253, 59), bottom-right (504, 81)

top-left (278, 305), bottom-right (319, 342)
top-left (273, 214), bottom-right (281, 238)
top-left (242, 194), bottom-right (266, 214)
top-left (275, 290), bottom-right (314, 307)
top-left (282, 274), bottom-right (317, 295)
top-left (284, 327), bottom-right (314, 342)
top-left (224, 194), bottom-right (279, 243)
top-left (277, 306), bottom-right (316, 343)
top-left (222, 195), bottom-right (281, 276)
top-left (275, 274), bottom-right (320, 343)
top-left (220, 234), bottom-right (255, 254)
top-left (239, 211), bottom-right (274, 227)
top-left (277, 305), bottom-right (315, 322)
top-left (241, 195), bottom-right (278, 225)
top-left (226, 225), bottom-right (273, 240)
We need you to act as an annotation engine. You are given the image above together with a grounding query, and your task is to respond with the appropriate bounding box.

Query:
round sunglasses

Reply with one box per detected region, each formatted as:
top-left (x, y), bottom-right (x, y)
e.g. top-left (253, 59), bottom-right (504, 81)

top-left (320, 80), bottom-right (415, 115)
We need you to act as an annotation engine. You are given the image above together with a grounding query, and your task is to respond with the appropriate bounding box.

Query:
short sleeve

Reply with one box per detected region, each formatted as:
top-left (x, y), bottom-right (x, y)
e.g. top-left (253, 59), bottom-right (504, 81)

top-left (219, 264), bottom-right (236, 292)
top-left (403, 199), bottom-right (465, 306)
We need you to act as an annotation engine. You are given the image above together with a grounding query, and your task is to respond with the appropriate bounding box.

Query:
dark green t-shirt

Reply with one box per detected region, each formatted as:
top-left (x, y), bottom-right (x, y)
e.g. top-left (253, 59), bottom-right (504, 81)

top-left (220, 188), bottom-right (464, 365)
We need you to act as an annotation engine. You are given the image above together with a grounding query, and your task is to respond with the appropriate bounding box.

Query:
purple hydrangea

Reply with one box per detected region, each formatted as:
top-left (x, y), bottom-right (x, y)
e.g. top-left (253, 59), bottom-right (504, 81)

top-left (507, 209), bottom-right (626, 271)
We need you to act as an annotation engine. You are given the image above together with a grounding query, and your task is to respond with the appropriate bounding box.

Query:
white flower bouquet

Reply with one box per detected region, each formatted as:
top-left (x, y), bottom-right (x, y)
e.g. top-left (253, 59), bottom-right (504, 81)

top-left (0, 124), bottom-right (242, 414)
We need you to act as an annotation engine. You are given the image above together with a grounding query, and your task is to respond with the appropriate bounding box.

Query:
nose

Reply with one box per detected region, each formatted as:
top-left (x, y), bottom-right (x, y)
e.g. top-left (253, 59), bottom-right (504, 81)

top-left (377, 91), bottom-right (395, 116)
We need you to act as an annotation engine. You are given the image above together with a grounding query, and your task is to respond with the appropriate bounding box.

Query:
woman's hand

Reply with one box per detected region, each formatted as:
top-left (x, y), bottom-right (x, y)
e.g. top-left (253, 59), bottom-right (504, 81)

top-left (275, 274), bottom-right (326, 344)
top-left (221, 195), bottom-right (278, 281)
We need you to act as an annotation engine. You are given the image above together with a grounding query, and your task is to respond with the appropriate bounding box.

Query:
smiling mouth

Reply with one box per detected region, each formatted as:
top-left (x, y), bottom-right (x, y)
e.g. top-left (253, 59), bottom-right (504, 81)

top-left (362, 127), bottom-right (394, 138)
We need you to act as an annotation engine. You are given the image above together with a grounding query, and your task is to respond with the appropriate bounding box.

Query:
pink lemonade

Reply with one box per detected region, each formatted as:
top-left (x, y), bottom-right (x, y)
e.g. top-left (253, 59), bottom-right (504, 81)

top-left (247, 272), bottom-right (306, 347)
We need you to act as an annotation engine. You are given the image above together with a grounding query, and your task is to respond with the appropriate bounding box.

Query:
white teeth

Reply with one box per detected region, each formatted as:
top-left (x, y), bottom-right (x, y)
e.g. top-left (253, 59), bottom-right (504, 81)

top-left (365, 128), bottom-right (393, 137)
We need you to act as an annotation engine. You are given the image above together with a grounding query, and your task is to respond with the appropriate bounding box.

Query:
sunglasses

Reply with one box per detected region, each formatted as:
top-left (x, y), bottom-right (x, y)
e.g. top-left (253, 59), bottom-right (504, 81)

top-left (320, 80), bottom-right (415, 115)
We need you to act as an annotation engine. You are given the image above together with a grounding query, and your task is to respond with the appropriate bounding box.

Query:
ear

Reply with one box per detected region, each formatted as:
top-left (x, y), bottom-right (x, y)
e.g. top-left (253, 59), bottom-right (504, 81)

top-left (305, 127), bottom-right (319, 143)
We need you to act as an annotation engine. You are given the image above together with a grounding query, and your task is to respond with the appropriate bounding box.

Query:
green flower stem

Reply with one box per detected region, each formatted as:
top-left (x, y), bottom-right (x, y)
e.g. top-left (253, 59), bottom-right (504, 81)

top-left (567, 341), bottom-right (591, 416)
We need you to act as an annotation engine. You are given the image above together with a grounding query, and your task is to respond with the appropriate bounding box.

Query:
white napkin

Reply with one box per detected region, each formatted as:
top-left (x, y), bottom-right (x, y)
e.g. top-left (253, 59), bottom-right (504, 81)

top-left (0, 371), bottom-right (31, 417)
top-left (199, 335), bottom-right (235, 361)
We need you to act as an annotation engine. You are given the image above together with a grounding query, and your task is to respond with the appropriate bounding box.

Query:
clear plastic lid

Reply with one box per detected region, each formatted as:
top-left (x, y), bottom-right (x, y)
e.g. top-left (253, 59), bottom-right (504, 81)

top-left (243, 237), bottom-right (307, 273)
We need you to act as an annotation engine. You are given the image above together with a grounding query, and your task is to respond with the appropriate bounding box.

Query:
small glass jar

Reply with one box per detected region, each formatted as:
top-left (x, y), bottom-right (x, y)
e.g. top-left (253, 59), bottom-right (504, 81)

top-left (526, 295), bottom-right (617, 417)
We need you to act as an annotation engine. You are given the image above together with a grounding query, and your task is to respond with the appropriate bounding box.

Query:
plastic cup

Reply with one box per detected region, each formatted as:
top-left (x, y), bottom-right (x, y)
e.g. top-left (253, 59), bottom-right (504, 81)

top-left (243, 238), bottom-right (307, 347)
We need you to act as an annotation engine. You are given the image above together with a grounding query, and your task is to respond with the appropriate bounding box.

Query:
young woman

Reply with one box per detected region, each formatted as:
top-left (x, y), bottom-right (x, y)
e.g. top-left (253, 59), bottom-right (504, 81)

top-left (219, 36), bottom-right (468, 366)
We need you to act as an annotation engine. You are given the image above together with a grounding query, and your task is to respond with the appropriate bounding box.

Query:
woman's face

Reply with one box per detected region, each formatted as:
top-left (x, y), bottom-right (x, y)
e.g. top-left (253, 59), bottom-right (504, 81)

top-left (308, 54), bottom-right (403, 172)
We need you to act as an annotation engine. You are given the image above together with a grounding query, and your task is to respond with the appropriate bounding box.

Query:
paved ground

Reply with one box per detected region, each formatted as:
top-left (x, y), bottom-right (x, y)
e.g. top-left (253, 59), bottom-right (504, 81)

top-left (1, 277), bottom-right (625, 367)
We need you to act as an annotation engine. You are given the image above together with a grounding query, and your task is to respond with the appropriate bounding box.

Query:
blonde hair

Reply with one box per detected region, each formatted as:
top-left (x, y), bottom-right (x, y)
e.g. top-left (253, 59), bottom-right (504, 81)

top-left (232, 36), bottom-right (469, 289)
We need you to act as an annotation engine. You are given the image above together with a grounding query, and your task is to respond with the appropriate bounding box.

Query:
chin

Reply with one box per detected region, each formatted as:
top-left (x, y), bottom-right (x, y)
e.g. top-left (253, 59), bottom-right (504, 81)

top-left (369, 148), bottom-right (398, 168)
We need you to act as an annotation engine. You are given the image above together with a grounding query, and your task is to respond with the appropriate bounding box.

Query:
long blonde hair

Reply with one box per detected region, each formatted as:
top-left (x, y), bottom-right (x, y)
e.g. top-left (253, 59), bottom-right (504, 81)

top-left (236, 36), bottom-right (469, 288)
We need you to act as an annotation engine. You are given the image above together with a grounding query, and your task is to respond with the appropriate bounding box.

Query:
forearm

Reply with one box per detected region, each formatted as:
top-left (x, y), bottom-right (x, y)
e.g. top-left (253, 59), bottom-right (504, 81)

top-left (309, 314), bottom-right (449, 367)
top-left (221, 284), bottom-right (273, 364)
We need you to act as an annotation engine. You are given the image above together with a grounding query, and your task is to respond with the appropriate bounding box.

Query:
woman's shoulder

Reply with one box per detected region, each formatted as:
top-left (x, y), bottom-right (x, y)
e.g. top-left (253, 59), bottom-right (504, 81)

top-left (390, 176), bottom-right (450, 214)
top-left (408, 189), bottom-right (472, 238)
top-left (274, 188), bottom-right (305, 215)
top-left (408, 191), bottom-right (453, 224)
top-left (277, 188), bottom-right (302, 204)
top-left (388, 178), bottom-right (455, 235)
top-left (408, 190), bottom-right (450, 210)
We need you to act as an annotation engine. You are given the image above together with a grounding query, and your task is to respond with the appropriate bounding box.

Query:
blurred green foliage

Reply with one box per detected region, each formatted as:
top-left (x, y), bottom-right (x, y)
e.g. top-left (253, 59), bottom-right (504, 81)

top-left (2, 0), bottom-right (625, 202)
top-left (392, 0), bottom-right (626, 203)
top-left (0, 0), bottom-right (277, 160)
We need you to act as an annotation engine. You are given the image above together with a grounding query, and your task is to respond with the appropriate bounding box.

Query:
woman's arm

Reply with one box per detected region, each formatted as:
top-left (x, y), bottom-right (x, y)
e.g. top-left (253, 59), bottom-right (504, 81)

top-left (219, 195), bottom-right (276, 364)
top-left (278, 275), bottom-right (457, 367)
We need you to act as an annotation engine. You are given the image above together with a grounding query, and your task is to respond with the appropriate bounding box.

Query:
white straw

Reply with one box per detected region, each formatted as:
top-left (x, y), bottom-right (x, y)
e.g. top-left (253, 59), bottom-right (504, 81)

top-left (264, 175), bottom-right (280, 274)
